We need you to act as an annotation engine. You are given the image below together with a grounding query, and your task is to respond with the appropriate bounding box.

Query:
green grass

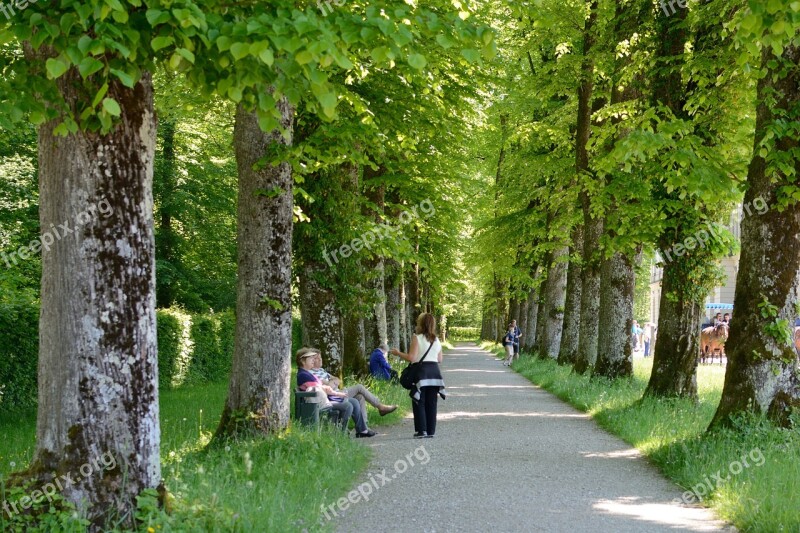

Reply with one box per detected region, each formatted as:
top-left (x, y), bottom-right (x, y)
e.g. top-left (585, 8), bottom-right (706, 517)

top-left (0, 370), bottom-right (411, 531)
top-left (481, 342), bottom-right (800, 532)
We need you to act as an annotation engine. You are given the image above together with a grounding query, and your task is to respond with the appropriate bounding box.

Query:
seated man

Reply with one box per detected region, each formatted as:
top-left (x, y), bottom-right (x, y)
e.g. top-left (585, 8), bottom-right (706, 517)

top-left (310, 350), bottom-right (397, 422)
top-left (296, 348), bottom-right (376, 438)
top-left (369, 343), bottom-right (399, 382)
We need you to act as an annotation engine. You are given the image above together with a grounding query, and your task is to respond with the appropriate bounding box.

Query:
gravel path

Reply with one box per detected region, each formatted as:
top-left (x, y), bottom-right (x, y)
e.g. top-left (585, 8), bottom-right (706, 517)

top-left (331, 343), bottom-right (734, 533)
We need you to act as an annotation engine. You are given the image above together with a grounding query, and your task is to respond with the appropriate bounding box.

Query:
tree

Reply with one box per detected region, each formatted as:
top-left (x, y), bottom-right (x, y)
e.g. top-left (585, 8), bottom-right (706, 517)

top-left (711, 2), bottom-right (800, 428)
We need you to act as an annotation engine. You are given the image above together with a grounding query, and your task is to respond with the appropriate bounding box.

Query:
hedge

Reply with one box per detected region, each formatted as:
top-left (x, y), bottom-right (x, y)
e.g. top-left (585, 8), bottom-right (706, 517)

top-left (0, 305), bottom-right (235, 413)
top-left (447, 326), bottom-right (480, 342)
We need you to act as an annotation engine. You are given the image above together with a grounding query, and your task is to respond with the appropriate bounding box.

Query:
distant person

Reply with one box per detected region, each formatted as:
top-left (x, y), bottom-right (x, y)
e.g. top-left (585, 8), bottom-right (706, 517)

top-left (511, 319), bottom-right (522, 358)
top-left (713, 312), bottom-right (724, 327)
top-left (369, 343), bottom-right (399, 382)
top-left (296, 347), bottom-right (377, 438)
top-left (631, 320), bottom-right (642, 351)
top-left (502, 324), bottom-right (516, 366)
top-left (391, 313), bottom-right (446, 439)
top-left (310, 352), bottom-right (397, 421)
top-left (723, 313), bottom-right (731, 324)
top-left (643, 322), bottom-right (653, 358)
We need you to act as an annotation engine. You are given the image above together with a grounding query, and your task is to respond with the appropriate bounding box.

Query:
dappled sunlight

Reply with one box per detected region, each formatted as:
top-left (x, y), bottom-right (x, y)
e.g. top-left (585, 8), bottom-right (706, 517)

top-left (447, 368), bottom-right (506, 373)
top-left (437, 410), bottom-right (587, 421)
top-left (592, 497), bottom-right (726, 531)
top-left (582, 448), bottom-right (641, 460)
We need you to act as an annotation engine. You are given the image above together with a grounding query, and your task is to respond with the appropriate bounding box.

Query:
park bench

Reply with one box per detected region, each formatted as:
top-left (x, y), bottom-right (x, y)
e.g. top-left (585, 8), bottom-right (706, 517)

top-left (294, 388), bottom-right (341, 428)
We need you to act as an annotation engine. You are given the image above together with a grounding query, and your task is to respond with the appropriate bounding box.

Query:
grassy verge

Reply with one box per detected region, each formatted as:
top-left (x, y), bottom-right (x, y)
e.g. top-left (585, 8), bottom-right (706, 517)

top-left (0, 371), bottom-right (410, 531)
top-left (481, 342), bottom-right (800, 532)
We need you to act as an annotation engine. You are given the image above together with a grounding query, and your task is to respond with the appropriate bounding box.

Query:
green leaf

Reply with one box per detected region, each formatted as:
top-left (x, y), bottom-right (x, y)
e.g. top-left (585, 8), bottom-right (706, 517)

top-left (110, 68), bottom-right (135, 88)
top-left (103, 98), bottom-right (122, 117)
top-left (78, 57), bottom-right (104, 78)
top-left (259, 48), bottom-right (274, 66)
top-left (151, 36), bottom-right (174, 52)
top-left (230, 42), bottom-right (250, 60)
top-left (92, 83), bottom-right (109, 108)
top-left (45, 58), bottom-right (69, 79)
top-left (102, 98), bottom-right (121, 117)
top-left (407, 53), bottom-right (427, 70)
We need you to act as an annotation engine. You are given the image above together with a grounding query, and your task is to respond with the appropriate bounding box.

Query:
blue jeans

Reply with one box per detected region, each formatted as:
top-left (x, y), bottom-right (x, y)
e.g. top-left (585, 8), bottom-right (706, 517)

top-left (329, 398), bottom-right (367, 433)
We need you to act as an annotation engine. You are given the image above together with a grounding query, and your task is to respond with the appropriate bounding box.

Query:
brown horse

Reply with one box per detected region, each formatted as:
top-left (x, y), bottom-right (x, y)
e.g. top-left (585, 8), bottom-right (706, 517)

top-left (700, 323), bottom-right (729, 364)
top-left (795, 326), bottom-right (800, 356)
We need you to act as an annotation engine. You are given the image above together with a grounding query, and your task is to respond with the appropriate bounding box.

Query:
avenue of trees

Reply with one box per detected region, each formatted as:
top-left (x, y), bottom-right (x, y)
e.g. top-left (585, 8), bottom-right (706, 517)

top-left (1, 0), bottom-right (492, 527)
top-left (0, 0), bottom-right (798, 528)
top-left (476, 0), bottom-right (799, 428)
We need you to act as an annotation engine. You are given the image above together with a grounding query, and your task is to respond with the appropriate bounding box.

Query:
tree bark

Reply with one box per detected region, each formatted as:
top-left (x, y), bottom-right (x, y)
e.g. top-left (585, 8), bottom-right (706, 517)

top-left (540, 245), bottom-right (569, 359)
top-left (710, 43), bottom-right (800, 429)
top-left (644, 262), bottom-right (700, 397)
top-left (573, 0), bottom-right (602, 375)
top-left (31, 71), bottom-right (160, 528)
top-left (299, 260), bottom-right (344, 377)
top-left (508, 296), bottom-right (519, 325)
top-left (385, 259), bottom-right (402, 351)
top-left (594, 251), bottom-right (637, 379)
top-left (518, 298), bottom-right (529, 352)
top-left (523, 286), bottom-right (539, 352)
top-left (558, 224), bottom-right (584, 365)
top-left (216, 100), bottom-right (294, 439)
top-left (154, 118), bottom-right (178, 308)
top-left (342, 313), bottom-right (367, 376)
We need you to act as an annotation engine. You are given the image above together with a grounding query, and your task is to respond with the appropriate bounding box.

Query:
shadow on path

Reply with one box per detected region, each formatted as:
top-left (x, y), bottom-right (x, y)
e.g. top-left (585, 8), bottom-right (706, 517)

top-left (331, 343), bottom-right (733, 533)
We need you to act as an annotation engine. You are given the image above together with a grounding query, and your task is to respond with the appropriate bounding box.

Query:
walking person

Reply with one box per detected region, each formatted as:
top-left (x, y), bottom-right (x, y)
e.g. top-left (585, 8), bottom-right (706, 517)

top-left (391, 313), bottom-right (446, 439)
top-left (502, 324), bottom-right (515, 366)
top-left (643, 322), bottom-right (652, 358)
top-left (511, 319), bottom-right (522, 360)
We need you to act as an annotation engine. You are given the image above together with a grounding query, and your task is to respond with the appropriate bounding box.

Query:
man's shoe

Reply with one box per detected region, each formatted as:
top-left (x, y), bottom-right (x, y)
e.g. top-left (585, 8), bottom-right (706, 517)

top-left (378, 404), bottom-right (398, 416)
top-left (423, 434), bottom-right (434, 438)
top-left (413, 432), bottom-right (427, 439)
top-left (356, 430), bottom-right (377, 438)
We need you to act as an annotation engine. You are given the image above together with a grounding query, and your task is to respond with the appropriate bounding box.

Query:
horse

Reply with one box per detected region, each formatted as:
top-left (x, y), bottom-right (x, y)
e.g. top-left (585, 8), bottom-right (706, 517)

top-left (700, 323), bottom-right (729, 364)
top-left (795, 326), bottom-right (800, 356)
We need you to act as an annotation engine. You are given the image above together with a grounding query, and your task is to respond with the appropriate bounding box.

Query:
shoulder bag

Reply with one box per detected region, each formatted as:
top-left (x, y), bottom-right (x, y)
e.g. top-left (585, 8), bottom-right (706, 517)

top-left (399, 339), bottom-right (434, 390)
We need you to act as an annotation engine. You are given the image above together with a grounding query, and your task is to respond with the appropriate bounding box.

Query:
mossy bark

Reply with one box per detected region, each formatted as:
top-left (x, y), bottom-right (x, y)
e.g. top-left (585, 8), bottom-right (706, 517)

top-left (33, 71), bottom-right (160, 529)
top-left (558, 225), bottom-right (584, 366)
top-left (216, 100), bottom-right (294, 439)
top-left (710, 44), bottom-right (800, 429)
top-left (594, 252), bottom-right (636, 379)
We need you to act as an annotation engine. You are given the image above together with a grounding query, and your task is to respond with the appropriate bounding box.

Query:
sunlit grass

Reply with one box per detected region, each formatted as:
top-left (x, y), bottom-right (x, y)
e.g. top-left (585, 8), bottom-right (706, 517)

top-left (482, 342), bottom-right (800, 532)
top-left (0, 370), bottom-right (411, 530)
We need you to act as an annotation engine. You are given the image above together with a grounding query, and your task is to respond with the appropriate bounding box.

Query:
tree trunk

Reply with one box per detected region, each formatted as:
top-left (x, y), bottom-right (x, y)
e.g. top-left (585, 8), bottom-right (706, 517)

top-left (523, 286), bottom-right (539, 352)
top-left (216, 100), bottom-right (294, 439)
top-left (342, 314), bottom-right (366, 376)
top-left (558, 224), bottom-right (584, 365)
top-left (644, 261), bottom-right (701, 397)
top-left (508, 297), bottom-right (519, 325)
top-left (154, 118), bottom-right (178, 308)
top-left (710, 43), bottom-right (800, 429)
top-left (518, 298), bottom-right (529, 352)
top-left (540, 246), bottom-right (569, 359)
top-left (31, 72), bottom-right (160, 528)
top-left (299, 260), bottom-right (344, 377)
top-left (400, 269), bottom-right (409, 351)
top-left (385, 259), bottom-right (402, 350)
top-left (406, 261), bottom-right (421, 335)
top-left (594, 252), bottom-right (637, 379)
top-left (573, 0), bottom-right (602, 375)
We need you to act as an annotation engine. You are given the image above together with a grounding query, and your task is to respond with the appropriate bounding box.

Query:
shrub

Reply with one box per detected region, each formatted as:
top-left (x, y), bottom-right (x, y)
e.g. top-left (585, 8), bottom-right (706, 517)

top-left (447, 326), bottom-right (479, 342)
top-left (0, 302), bottom-right (38, 412)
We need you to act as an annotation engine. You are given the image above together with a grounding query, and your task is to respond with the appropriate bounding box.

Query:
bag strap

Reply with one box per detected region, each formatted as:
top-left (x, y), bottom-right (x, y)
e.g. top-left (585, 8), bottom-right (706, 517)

top-left (417, 337), bottom-right (434, 363)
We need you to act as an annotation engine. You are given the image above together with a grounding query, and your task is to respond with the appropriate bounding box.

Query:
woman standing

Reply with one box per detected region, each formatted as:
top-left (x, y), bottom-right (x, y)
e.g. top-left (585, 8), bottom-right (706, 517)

top-left (391, 313), bottom-right (446, 438)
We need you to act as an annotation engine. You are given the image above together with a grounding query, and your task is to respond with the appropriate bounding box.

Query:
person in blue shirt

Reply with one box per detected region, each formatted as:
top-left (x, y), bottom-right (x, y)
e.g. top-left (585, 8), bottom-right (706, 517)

top-left (369, 343), bottom-right (399, 382)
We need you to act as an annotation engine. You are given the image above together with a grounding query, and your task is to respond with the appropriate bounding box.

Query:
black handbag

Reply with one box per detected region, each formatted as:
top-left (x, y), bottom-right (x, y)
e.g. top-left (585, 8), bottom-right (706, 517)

top-left (399, 341), bottom-right (434, 390)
